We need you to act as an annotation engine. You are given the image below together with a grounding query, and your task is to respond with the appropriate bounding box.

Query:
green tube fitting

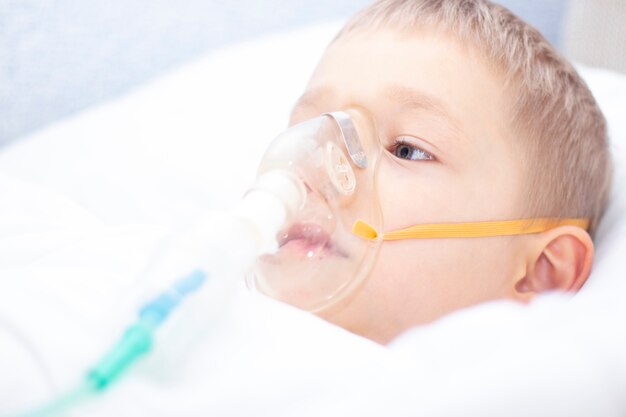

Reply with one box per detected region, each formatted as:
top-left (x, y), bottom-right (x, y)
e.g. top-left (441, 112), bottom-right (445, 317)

top-left (87, 324), bottom-right (153, 390)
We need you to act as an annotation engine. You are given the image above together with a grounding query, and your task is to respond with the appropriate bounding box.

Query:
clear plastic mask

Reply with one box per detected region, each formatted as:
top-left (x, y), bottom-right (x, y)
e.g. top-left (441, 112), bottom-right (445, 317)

top-left (246, 109), bottom-right (383, 312)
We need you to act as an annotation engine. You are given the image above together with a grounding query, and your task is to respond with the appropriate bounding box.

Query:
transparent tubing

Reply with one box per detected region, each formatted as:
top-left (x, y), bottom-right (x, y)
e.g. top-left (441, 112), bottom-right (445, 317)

top-left (11, 170), bottom-right (305, 417)
top-left (123, 169), bottom-right (306, 376)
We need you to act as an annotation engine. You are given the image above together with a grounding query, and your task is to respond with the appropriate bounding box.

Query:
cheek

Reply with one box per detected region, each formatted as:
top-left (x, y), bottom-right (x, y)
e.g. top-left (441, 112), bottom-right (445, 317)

top-left (375, 160), bottom-right (447, 230)
top-left (364, 237), bottom-right (517, 324)
top-left (374, 151), bottom-right (523, 232)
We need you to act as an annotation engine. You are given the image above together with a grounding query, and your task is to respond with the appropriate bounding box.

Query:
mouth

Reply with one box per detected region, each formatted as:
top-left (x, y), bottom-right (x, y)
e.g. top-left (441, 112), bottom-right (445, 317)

top-left (277, 222), bottom-right (346, 258)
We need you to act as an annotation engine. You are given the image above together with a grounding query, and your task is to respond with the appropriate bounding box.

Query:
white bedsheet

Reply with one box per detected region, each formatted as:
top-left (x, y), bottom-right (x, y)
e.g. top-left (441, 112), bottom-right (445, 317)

top-left (0, 22), bottom-right (625, 416)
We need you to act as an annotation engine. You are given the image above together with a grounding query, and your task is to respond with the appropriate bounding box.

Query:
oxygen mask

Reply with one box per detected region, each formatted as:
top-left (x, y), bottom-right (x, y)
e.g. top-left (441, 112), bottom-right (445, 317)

top-left (246, 109), bottom-right (383, 312)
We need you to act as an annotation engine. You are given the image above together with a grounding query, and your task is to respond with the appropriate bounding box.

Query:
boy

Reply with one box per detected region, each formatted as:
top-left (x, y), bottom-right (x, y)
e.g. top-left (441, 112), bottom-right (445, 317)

top-left (284, 0), bottom-right (612, 344)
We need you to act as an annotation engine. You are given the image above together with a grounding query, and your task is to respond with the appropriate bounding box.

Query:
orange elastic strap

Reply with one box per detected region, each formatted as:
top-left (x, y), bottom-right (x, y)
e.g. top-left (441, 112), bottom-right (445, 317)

top-left (352, 218), bottom-right (590, 241)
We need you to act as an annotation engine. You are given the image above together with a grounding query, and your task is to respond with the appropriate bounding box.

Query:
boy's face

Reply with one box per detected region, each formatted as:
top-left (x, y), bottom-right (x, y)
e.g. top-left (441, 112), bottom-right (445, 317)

top-left (289, 29), bottom-right (527, 344)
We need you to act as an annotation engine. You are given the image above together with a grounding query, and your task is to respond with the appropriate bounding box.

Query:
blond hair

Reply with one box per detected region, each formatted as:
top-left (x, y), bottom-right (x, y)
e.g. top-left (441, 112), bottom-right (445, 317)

top-left (337, 0), bottom-right (612, 237)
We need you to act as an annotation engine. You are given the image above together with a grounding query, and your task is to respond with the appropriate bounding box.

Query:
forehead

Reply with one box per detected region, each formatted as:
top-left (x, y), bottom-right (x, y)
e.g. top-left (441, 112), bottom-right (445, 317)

top-left (296, 29), bottom-right (509, 142)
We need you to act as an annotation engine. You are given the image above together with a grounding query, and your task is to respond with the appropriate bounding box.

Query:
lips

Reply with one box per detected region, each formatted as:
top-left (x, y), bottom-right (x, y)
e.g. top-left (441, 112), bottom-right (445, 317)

top-left (279, 222), bottom-right (328, 248)
top-left (278, 222), bottom-right (343, 257)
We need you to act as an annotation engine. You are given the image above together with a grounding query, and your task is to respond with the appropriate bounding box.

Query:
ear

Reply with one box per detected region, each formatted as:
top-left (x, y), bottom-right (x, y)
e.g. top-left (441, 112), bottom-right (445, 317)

top-left (515, 226), bottom-right (594, 297)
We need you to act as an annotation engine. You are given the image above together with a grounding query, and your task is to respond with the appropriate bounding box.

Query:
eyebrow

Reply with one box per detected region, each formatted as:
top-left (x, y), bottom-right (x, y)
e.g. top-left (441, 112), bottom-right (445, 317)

top-left (292, 84), bottom-right (462, 135)
top-left (384, 84), bottom-right (462, 132)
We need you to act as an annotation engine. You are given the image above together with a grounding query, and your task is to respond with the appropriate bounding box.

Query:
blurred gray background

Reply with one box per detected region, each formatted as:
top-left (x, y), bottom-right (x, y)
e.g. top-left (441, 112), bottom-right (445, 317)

top-left (1, 0), bottom-right (624, 145)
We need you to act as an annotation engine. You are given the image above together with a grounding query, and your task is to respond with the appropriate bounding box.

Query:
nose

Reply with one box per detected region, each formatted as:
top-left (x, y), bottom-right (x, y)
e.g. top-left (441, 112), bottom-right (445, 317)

top-left (326, 142), bottom-right (356, 196)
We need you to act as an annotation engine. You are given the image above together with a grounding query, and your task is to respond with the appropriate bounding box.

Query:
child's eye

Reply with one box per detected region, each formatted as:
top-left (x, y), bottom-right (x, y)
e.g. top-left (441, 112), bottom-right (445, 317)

top-left (392, 138), bottom-right (434, 161)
